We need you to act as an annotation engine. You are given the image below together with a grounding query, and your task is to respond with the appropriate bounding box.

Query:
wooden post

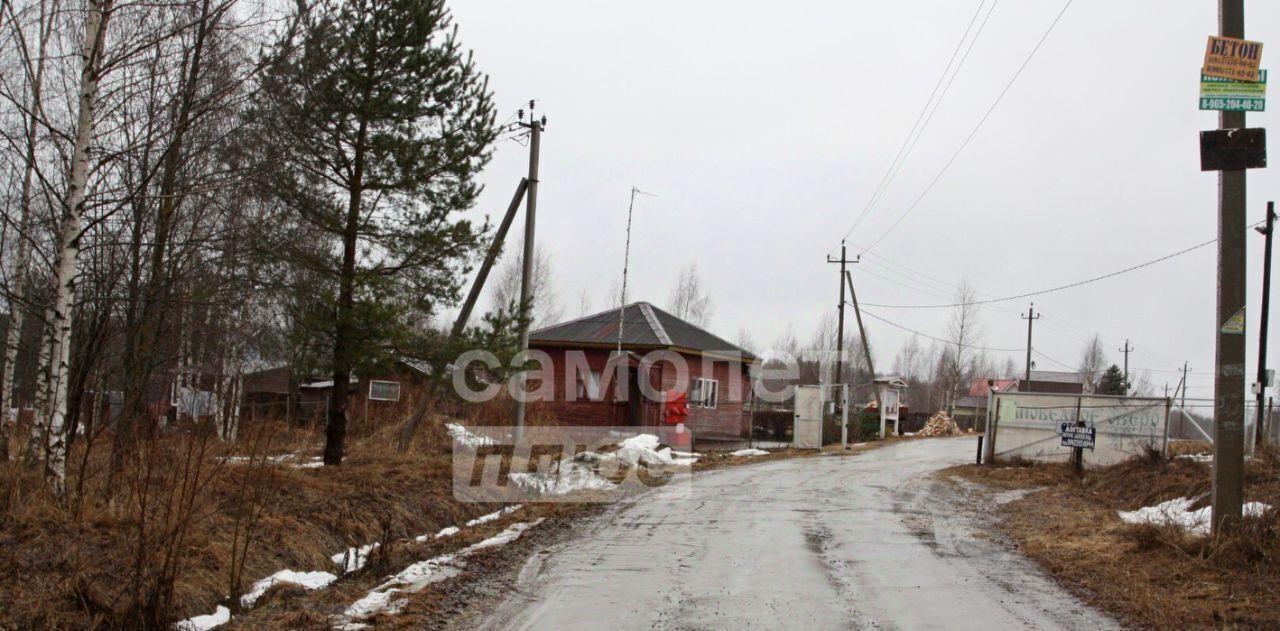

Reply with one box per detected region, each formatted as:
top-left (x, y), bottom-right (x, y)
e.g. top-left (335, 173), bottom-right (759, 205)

top-left (1073, 397), bottom-right (1084, 476)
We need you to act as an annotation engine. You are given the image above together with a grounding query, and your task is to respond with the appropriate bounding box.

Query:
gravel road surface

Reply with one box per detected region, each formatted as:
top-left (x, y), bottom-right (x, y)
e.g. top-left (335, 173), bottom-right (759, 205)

top-left (470, 437), bottom-right (1120, 630)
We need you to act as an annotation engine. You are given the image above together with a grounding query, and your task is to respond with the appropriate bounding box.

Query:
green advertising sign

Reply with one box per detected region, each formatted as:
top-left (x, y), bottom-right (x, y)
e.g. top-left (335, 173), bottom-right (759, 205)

top-left (1200, 69), bottom-right (1267, 112)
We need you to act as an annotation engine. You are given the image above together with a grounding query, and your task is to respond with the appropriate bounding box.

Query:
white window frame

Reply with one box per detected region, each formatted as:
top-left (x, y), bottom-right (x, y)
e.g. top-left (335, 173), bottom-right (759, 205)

top-left (368, 380), bottom-right (401, 402)
top-left (691, 377), bottom-right (719, 409)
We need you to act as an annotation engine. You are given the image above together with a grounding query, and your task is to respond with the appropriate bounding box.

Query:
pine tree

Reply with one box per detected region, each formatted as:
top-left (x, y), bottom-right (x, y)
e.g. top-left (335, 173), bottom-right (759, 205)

top-left (255, 0), bottom-right (497, 464)
top-left (1097, 364), bottom-right (1129, 395)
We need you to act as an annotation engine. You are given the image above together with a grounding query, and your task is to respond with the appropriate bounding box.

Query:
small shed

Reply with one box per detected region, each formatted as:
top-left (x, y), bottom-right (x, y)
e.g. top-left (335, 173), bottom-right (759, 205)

top-left (874, 376), bottom-right (909, 438)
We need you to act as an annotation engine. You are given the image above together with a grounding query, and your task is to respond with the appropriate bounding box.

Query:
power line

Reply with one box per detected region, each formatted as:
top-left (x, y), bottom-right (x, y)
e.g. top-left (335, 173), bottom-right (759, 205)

top-left (841, 0), bottom-right (998, 243)
top-left (863, 0), bottom-right (1075, 252)
top-left (861, 235), bottom-right (1216, 309)
top-left (856, 307), bottom-right (1024, 352)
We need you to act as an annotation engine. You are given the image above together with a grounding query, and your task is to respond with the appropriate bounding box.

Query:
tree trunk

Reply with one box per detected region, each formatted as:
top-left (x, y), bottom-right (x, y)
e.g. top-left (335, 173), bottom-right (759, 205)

top-left (324, 117), bottom-right (368, 466)
top-left (117, 0), bottom-right (213, 450)
top-left (5, 0), bottom-right (59, 463)
top-left (41, 0), bottom-right (111, 497)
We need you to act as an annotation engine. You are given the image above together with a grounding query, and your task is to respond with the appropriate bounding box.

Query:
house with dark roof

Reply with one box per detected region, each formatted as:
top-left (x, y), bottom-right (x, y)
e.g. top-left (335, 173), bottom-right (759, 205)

top-left (529, 302), bottom-right (757, 442)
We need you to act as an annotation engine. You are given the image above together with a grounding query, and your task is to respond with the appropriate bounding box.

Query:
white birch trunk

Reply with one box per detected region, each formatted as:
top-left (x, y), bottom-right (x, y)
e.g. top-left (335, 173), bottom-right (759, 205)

top-left (42, 0), bottom-right (110, 497)
top-left (3, 0), bottom-right (58, 461)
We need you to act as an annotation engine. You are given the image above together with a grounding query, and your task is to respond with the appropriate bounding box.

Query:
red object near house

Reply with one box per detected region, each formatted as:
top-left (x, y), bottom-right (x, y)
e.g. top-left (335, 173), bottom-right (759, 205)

top-left (663, 391), bottom-right (688, 424)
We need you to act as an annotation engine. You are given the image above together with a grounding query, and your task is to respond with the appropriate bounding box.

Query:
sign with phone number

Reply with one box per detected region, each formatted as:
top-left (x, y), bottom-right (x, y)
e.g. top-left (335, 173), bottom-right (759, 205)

top-left (1200, 69), bottom-right (1266, 112)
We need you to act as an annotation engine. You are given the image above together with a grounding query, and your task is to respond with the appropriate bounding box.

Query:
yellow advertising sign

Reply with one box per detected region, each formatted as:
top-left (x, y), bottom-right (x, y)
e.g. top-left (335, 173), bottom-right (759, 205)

top-left (1203, 36), bottom-right (1263, 82)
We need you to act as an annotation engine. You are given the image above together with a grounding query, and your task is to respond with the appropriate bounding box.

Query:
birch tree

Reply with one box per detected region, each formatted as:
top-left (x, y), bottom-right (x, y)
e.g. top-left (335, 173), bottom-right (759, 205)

top-left (667, 261), bottom-right (713, 327)
top-left (40, 0), bottom-right (112, 496)
top-left (1077, 333), bottom-right (1106, 393)
top-left (0, 0), bottom-right (59, 462)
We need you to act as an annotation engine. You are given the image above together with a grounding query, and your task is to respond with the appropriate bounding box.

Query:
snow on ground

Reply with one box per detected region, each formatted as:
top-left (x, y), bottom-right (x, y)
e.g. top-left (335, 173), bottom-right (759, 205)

top-left (239, 569), bottom-right (336, 608)
top-left (333, 542), bottom-right (381, 574)
top-left (174, 606), bottom-right (230, 631)
top-left (1118, 497), bottom-right (1272, 536)
top-left (465, 505), bottom-right (522, 527)
top-left (510, 460), bottom-right (615, 496)
top-left (219, 454), bottom-right (324, 469)
top-left (731, 448), bottom-right (769, 457)
top-left (415, 525), bottom-right (460, 543)
top-left (333, 520), bottom-right (544, 630)
top-left (1177, 453), bottom-right (1214, 463)
top-left (446, 423), bottom-right (497, 447)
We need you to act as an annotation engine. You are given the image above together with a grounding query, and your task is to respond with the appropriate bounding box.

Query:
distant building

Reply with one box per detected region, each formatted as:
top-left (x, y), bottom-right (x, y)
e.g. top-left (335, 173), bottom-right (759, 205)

top-left (529, 302), bottom-right (757, 443)
top-left (1017, 370), bottom-right (1085, 394)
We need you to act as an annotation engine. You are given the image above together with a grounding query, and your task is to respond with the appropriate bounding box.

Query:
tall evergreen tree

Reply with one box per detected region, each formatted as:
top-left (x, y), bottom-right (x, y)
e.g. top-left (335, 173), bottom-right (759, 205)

top-left (1097, 364), bottom-right (1129, 395)
top-left (255, 0), bottom-right (497, 464)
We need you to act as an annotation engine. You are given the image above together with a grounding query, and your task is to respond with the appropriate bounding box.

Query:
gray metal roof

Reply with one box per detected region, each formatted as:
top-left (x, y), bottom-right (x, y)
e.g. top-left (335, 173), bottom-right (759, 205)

top-left (530, 302), bottom-right (756, 361)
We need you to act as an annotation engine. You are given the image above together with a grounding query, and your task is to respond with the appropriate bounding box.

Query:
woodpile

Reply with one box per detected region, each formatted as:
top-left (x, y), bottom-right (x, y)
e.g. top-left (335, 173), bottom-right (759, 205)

top-left (917, 412), bottom-right (961, 437)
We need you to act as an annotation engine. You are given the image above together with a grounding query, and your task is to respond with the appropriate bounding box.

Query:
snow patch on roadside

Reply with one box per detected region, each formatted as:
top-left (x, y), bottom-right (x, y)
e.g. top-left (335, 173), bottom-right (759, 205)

top-left (333, 542), bottom-right (381, 574)
top-left (333, 520), bottom-right (544, 629)
top-left (446, 423), bottom-right (496, 447)
top-left (175, 606), bottom-right (230, 631)
top-left (510, 460), bottom-right (614, 496)
top-left (1118, 497), bottom-right (1271, 536)
top-left (466, 505), bottom-right (521, 527)
top-left (731, 448), bottom-right (769, 457)
top-left (1176, 453), bottom-right (1213, 463)
top-left (239, 569), bottom-right (336, 608)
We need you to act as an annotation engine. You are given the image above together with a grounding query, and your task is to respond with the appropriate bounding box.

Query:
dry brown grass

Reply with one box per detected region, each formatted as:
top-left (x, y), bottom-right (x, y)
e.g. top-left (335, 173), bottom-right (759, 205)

top-left (0, 416), bottom-right (513, 629)
top-left (944, 446), bottom-right (1280, 630)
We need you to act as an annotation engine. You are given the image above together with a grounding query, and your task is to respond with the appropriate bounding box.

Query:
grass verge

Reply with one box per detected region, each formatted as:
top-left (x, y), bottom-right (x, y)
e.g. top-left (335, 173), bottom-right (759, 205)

top-left (941, 448), bottom-right (1280, 630)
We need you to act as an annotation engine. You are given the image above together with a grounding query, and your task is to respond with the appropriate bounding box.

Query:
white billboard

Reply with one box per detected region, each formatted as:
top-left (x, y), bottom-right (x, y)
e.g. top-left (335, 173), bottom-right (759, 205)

top-left (985, 392), bottom-right (1169, 467)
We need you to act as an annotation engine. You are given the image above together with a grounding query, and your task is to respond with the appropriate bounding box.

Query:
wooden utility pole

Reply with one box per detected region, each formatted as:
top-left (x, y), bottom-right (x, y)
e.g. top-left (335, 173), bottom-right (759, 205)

top-left (1119, 340), bottom-right (1134, 392)
top-left (827, 242), bottom-right (859, 387)
top-left (1212, 0), bottom-right (1247, 535)
top-left (1254, 201), bottom-right (1275, 447)
top-left (1022, 304), bottom-right (1040, 390)
top-left (514, 103), bottom-right (544, 442)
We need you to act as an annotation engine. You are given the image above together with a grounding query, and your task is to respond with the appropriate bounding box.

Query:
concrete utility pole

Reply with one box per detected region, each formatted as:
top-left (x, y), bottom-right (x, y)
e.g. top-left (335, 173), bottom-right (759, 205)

top-left (1212, 0), bottom-right (1247, 535)
top-left (827, 242), bottom-right (859, 388)
top-left (451, 179), bottom-right (529, 338)
top-left (1180, 362), bottom-right (1191, 412)
top-left (514, 102), bottom-right (544, 442)
top-left (1255, 201), bottom-right (1276, 447)
top-left (1022, 304), bottom-right (1040, 390)
top-left (1119, 340), bottom-right (1134, 393)
top-left (844, 271), bottom-right (879, 411)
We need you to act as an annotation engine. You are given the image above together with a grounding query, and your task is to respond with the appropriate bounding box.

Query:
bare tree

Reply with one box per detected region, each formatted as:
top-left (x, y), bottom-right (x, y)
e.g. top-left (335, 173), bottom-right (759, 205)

top-left (666, 262), bottom-right (713, 326)
top-left (941, 279), bottom-right (981, 411)
top-left (1077, 333), bottom-right (1106, 393)
top-left (490, 240), bottom-right (563, 327)
top-left (894, 334), bottom-right (922, 384)
top-left (575, 287), bottom-right (592, 317)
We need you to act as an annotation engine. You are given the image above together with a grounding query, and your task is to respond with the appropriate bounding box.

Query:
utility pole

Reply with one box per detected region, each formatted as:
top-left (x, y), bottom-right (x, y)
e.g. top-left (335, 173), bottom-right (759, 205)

top-left (1212, 0), bottom-right (1247, 535)
top-left (1255, 201), bottom-right (1276, 447)
top-left (514, 102), bottom-right (544, 442)
top-left (1119, 340), bottom-right (1134, 394)
top-left (827, 242), bottom-right (859, 388)
top-left (1022, 304), bottom-right (1040, 391)
top-left (1180, 362), bottom-right (1191, 412)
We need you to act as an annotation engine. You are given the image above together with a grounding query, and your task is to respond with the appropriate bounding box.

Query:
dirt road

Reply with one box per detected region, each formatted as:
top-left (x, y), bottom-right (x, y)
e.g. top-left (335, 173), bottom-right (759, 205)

top-left (470, 437), bottom-right (1119, 630)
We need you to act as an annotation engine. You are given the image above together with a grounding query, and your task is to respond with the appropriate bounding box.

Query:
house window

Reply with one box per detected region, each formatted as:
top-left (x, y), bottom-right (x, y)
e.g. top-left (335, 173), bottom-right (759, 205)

top-left (576, 370), bottom-right (602, 401)
top-left (691, 377), bottom-right (719, 409)
top-left (368, 380), bottom-right (401, 402)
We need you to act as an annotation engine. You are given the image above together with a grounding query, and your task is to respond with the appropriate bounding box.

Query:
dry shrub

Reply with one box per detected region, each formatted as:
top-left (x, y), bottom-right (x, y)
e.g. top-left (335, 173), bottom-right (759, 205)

top-left (0, 409), bottom-right (507, 630)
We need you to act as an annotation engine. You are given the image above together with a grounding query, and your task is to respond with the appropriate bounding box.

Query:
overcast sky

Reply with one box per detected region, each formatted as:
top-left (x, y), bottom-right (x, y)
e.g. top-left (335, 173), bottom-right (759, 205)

top-left (447, 0), bottom-right (1278, 402)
